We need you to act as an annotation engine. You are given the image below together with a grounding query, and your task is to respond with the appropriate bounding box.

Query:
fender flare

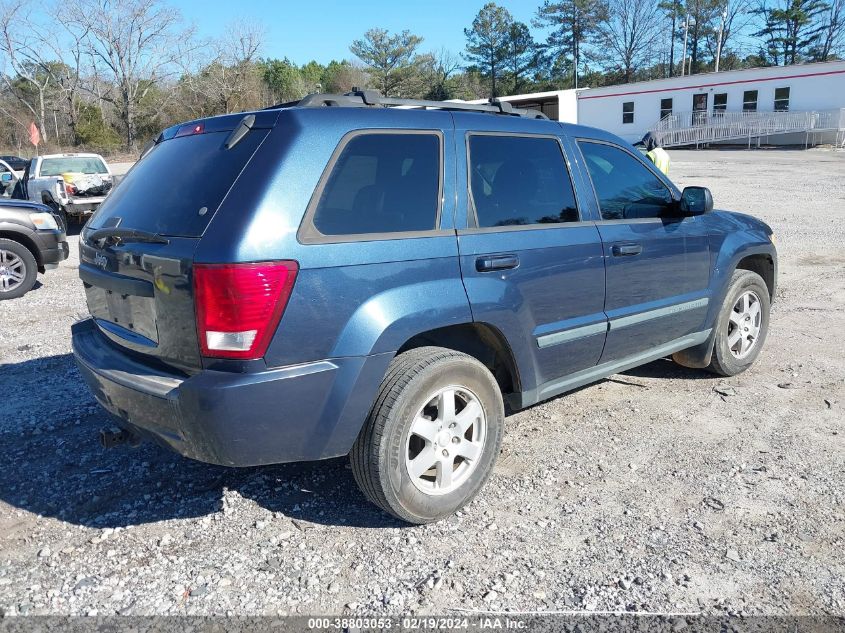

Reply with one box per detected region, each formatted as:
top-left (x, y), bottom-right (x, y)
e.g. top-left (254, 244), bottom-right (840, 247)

top-left (675, 240), bottom-right (777, 368)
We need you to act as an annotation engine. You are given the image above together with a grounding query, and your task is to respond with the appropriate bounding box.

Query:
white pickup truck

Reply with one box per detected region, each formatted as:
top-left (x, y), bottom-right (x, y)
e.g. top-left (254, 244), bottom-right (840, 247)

top-left (9, 153), bottom-right (113, 226)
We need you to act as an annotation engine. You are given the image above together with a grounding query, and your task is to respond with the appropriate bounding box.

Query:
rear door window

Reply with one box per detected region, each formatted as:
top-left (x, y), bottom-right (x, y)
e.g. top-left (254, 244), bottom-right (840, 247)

top-left (468, 134), bottom-right (579, 228)
top-left (87, 129), bottom-right (269, 237)
top-left (307, 132), bottom-right (441, 238)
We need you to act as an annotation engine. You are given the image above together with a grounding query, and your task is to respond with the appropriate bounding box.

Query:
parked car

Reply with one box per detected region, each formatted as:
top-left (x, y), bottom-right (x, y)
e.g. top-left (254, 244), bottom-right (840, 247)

top-left (11, 153), bottom-right (113, 227)
top-left (0, 154), bottom-right (28, 172)
top-left (72, 91), bottom-right (777, 523)
top-left (0, 199), bottom-right (69, 299)
top-left (0, 159), bottom-right (17, 196)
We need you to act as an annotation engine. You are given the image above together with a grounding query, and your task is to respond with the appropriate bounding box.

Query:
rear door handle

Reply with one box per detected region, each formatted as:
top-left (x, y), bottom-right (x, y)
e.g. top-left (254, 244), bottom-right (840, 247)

top-left (612, 243), bottom-right (642, 257)
top-left (476, 254), bottom-right (520, 272)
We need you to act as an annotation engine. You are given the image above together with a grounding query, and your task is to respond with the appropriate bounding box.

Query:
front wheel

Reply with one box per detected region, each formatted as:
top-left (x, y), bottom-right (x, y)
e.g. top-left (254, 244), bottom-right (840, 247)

top-left (0, 238), bottom-right (37, 300)
top-left (351, 347), bottom-right (504, 524)
top-left (707, 269), bottom-right (771, 376)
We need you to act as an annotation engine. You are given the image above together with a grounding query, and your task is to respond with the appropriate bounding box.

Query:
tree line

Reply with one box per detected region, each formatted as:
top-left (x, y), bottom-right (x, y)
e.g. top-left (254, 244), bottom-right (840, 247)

top-left (0, 0), bottom-right (842, 155)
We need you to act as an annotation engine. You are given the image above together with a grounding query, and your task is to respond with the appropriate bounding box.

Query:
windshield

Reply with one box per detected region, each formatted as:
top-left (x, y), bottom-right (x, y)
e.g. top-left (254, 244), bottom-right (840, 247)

top-left (41, 157), bottom-right (108, 176)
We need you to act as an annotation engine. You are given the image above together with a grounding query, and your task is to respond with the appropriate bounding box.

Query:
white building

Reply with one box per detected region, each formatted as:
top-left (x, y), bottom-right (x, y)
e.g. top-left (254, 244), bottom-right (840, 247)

top-left (473, 60), bottom-right (845, 146)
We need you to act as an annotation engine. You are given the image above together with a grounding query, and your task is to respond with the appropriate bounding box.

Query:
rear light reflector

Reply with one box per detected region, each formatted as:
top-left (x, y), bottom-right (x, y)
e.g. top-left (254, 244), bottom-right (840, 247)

top-left (193, 261), bottom-right (298, 360)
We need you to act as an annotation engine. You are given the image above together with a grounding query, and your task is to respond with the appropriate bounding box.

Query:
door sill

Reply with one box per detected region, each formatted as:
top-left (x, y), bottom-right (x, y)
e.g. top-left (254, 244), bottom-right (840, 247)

top-left (510, 329), bottom-right (712, 409)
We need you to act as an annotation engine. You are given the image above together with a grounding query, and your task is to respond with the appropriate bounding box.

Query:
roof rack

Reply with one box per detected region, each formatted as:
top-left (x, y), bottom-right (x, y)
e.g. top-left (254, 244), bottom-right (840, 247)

top-left (264, 89), bottom-right (548, 120)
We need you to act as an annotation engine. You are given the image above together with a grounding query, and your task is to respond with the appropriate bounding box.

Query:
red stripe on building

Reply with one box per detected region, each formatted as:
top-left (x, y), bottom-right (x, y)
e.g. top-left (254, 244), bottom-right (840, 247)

top-left (578, 69), bottom-right (845, 100)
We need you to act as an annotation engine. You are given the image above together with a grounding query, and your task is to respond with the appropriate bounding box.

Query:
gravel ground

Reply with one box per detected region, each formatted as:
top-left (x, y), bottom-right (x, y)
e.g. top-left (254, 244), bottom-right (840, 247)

top-left (0, 149), bottom-right (843, 617)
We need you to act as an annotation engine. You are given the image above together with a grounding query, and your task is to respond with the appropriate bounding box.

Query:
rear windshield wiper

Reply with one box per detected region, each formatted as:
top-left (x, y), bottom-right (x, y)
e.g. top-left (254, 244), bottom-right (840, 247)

top-left (87, 227), bottom-right (170, 247)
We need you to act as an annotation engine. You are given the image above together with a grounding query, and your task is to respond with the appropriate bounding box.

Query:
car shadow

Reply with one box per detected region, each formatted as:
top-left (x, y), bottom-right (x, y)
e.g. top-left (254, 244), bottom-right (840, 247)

top-left (65, 222), bottom-right (83, 237)
top-left (622, 357), bottom-right (714, 380)
top-left (0, 353), bottom-right (713, 531)
top-left (0, 353), bottom-right (403, 530)
top-left (507, 356), bottom-right (714, 416)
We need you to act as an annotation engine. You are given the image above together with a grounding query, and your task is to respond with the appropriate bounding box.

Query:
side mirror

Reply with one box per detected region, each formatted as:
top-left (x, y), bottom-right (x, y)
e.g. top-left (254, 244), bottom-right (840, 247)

top-left (680, 186), bottom-right (713, 215)
top-left (0, 173), bottom-right (11, 183)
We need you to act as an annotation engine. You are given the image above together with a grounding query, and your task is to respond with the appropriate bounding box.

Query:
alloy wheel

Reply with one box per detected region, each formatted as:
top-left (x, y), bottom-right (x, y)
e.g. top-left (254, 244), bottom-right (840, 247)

top-left (405, 386), bottom-right (487, 496)
top-left (0, 249), bottom-right (26, 294)
top-left (728, 290), bottom-right (762, 359)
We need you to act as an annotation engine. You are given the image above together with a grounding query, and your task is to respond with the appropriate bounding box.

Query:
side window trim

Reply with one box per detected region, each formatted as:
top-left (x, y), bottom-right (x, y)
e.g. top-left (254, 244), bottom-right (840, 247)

top-left (463, 131), bottom-right (583, 232)
top-left (297, 128), bottom-right (446, 245)
top-left (574, 138), bottom-right (677, 223)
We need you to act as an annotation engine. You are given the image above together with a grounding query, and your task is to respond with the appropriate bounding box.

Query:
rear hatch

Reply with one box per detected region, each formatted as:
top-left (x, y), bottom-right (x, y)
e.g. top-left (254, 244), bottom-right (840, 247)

top-left (79, 110), bottom-right (279, 372)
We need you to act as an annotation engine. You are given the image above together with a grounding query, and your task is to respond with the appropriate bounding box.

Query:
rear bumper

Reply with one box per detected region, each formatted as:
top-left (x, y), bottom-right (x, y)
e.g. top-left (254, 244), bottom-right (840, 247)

top-left (65, 197), bottom-right (105, 214)
top-left (71, 318), bottom-right (391, 467)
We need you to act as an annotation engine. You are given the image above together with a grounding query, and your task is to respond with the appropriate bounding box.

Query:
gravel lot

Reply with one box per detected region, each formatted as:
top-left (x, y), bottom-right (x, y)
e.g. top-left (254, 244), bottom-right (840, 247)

top-left (0, 149), bottom-right (843, 617)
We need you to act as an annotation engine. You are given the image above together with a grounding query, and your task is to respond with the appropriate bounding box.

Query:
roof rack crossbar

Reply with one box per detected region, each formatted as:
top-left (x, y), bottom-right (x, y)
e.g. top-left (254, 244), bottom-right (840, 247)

top-left (265, 90), bottom-right (548, 120)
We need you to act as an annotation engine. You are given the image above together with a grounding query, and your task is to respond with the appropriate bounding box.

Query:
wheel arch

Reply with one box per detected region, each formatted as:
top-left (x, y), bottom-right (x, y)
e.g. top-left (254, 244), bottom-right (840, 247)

top-left (674, 243), bottom-right (776, 370)
top-left (0, 229), bottom-right (42, 269)
top-left (735, 252), bottom-right (776, 300)
top-left (396, 322), bottom-right (522, 399)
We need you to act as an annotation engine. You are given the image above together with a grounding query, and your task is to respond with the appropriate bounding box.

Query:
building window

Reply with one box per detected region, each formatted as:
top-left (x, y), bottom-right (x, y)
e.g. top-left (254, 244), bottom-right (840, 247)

top-left (713, 93), bottom-right (727, 112)
top-left (774, 87), bottom-right (790, 111)
top-left (743, 90), bottom-right (758, 112)
top-left (622, 101), bottom-right (634, 124)
top-left (660, 98), bottom-right (673, 120)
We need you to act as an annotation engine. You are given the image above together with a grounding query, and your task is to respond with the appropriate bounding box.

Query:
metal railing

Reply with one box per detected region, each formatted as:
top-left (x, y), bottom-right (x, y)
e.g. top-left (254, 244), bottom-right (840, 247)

top-left (648, 108), bottom-right (845, 148)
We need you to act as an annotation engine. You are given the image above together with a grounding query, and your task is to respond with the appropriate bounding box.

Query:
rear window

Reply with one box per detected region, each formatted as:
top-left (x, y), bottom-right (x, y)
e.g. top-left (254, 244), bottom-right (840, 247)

top-left (88, 129), bottom-right (268, 237)
top-left (41, 156), bottom-right (108, 176)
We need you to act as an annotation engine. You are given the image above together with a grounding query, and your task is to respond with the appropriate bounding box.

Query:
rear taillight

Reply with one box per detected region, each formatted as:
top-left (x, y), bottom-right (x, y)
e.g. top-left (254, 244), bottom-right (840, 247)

top-left (193, 261), bottom-right (298, 360)
top-left (65, 182), bottom-right (77, 195)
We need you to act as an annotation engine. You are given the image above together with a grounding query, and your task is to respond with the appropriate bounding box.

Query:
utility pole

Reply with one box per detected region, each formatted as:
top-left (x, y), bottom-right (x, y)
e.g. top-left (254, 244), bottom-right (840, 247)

top-left (680, 15), bottom-right (690, 77)
top-left (714, 6), bottom-right (728, 72)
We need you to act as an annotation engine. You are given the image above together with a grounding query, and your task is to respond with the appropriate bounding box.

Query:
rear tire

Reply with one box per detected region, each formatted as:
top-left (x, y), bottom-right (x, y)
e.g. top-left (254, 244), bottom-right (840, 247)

top-left (707, 269), bottom-right (770, 376)
top-left (351, 346), bottom-right (504, 524)
top-left (0, 238), bottom-right (37, 300)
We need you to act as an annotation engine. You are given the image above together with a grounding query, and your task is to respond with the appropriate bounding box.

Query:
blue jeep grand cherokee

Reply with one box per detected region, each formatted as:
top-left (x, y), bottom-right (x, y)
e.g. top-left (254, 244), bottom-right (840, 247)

top-left (72, 90), bottom-right (777, 523)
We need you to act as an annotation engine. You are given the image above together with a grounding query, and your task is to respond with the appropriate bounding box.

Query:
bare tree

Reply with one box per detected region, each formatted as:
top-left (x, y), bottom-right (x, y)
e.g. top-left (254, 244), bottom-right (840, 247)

top-left (816, 0), bottom-right (845, 58)
top-left (423, 48), bottom-right (462, 99)
top-left (324, 62), bottom-right (370, 93)
top-left (596, 0), bottom-right (665, 82)
top-left (705, 0), bottom-right (756, 69)
top-left (181, 21), bottom-right (265, 116)
top-left (0, 0), bottom-right (52, 141)
top-left (26, 10), bottom-right (91, 145)
top-left (66, 0), bottom-right (191, 149)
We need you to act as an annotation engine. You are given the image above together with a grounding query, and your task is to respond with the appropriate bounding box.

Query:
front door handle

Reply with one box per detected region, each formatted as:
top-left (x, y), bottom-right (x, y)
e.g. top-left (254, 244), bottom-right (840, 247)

top-left (612, 243), bottom-right (643, 257)
top-left (476, 254), bottom-right (520, 272)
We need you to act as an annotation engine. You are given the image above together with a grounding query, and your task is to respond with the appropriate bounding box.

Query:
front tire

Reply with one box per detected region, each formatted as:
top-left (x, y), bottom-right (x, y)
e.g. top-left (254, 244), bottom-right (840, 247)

top-left (351, 347), bottom-right (504, 524)
top-left (707, 269), bottom-right (771, 376)
top-left (0, 238), bottom-right (37, 300)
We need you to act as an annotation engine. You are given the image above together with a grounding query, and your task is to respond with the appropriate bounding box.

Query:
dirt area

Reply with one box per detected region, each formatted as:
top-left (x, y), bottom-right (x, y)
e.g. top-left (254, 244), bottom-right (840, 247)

top-left (0, 149), bottom-right (843, 617)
